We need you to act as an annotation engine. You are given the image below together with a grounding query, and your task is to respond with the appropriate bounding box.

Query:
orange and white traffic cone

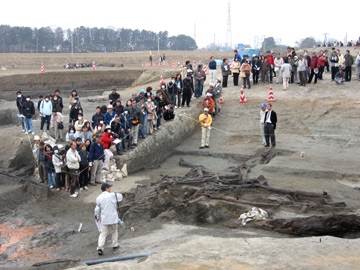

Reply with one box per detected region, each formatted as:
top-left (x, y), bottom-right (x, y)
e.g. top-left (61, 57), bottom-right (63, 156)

top-left (159, 75), bottom-right (163, 86)
top-left (41, 63), bottom-right (45, 72)
top-left (92, 62), bottom-right (96, 70)
top-left (267, 87), bottom-right (276, 102)
top-left (239, 88), bottom-right (247, 103)
top-left (204, 65), bottom-right (209, 75)
top-left (172, 62), bottom-right (176, 69)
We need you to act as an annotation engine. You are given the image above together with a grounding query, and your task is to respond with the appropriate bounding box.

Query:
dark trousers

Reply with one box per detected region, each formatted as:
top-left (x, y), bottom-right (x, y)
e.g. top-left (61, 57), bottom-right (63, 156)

top-left (345, 66), bottom-right (352, 81)
top-left (194, 82), bottom-right (203, 98)
top-left (299, 71), bottom-right (307, 86)
top-left (233, 73), bottom-right (239, 86)
top-left (177, 93), bottom-right (182, 107)
top-left (243, 75), bottom-right (251, 88)
top-left (120, 130), bottom-right (131, 150)
top-left (169, 94), bottom-right (176, 106)
top-left (318, 65), bottom-right (324, 79)
top-left (331, 66), bottom-right (339, 81)
top-left (270, 67), bottom-right (274, 83)
top-left (222, 75), bottom-right (228, 87)
top-left (308, 69), bottom-right (318, 83)
top-left (252, 70), bottom-right (259, 84)
top-left (182, 91), bottom-right (192, 107)
top-left (325, 61), bottom-right (329, 72)
top-left (264, 123), bottom-right (275, 147)
top-left (79, 166), bottom-right (89, 188)
top-left (55, 172), bottom-right (65, 188)
top-left (68, 169), bottom-right (79, 195)
top-left (40, 115), bottom-right (51, 131)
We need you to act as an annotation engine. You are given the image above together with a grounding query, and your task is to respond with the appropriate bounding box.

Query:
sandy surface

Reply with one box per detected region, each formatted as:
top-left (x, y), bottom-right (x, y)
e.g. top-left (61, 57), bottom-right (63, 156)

top-left (1, 51), bottom-right (360, 269)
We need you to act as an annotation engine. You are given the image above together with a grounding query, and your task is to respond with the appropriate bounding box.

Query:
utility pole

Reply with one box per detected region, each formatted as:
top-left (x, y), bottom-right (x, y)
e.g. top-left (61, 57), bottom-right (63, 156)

top-left (226, 2), bottom-right (232, 49)
top-left (71, 32), bottom-right (73, 57)
top-left (157, 34), bottom-right (160, 57)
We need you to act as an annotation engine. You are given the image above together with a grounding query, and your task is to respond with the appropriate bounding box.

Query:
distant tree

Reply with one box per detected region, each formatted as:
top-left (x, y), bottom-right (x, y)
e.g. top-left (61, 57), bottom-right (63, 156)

top-left (297, 37), bottom-right (317, 48)
top-left (261, 37), bottom-right (276, 52)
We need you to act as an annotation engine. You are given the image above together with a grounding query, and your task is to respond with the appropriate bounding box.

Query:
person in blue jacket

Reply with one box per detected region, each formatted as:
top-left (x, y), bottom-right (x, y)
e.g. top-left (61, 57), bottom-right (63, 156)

top-left (89, 135), bottom-right (104, 185)
top-left (104, 104), bottom-right (116, 125)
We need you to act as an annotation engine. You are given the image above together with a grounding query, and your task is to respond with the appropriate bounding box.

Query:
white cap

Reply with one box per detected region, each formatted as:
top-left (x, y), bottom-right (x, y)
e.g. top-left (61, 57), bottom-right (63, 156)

top-left (207, 93), bottom-right (212, 97)
top-left (187, 69), bottom-right (193, 73)
top-left (204, 108), bottom-right (209, 111)
top-left (34, 135), bottom-right (40, 140)
top-left (107, 104), bottom-right (113, 109)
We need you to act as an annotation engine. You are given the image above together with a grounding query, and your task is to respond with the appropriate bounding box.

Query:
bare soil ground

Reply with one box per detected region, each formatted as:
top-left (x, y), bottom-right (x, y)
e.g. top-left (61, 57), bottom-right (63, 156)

top-left (0, 50), bottom-right (360, 269)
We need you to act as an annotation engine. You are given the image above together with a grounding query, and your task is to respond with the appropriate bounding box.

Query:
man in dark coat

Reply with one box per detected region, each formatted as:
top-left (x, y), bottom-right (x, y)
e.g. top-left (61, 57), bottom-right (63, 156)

top-left (264, 103), bottom-right (277, 148)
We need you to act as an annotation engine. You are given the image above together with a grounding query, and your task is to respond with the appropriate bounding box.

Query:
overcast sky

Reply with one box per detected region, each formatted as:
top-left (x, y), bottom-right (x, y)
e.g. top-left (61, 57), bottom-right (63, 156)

top-left (1, 0), bottom-right (359, 48)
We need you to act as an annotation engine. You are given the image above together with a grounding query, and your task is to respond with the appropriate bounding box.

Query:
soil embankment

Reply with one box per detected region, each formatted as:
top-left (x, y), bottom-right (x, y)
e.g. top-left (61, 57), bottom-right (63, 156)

top-left (0, 69), bottom-right (144, 101)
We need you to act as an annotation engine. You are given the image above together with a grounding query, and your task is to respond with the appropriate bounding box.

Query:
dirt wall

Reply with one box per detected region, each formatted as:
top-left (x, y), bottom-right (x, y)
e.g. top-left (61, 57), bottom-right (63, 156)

top-left (0, 69), bottom-right (144, 100)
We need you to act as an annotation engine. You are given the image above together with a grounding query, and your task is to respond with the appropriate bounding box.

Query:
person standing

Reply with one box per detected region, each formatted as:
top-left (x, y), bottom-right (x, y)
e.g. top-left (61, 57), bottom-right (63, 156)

top-left (16, 91), bottom-right (26, 132)
top-left (343, 50), bottom-right (354, 81)
top-left (214, 80), bottom-right (222, 115)
top-left (174, 73), bottom-right (183, 108)
top-left (329, 51), bottom-right (340, 81)
top-left (95, 183), bottom-right (123, 255)
top-left (39, 95), bottom-right (53, 133)
top-left (92, 106), bottom-right (104, 129)
top-left (50, 110), bottom-right (64, 141)
top-left (22, 95), bottom-right (35, 134)
top-left (108, 86), bottom-right (120, 106)
top-left (208, 56), bottom-right (217, 85)
top-left (194, 65), bottom-right (206, 99)
top-left (127, 100), bottom-right (143, 146)
top-left (234, 50), bottom-right (242, 62)
top-left (259, 103), bottom-right (267, 145)
top-left (90, 135), bottom-right (104, 185)
top-left (167, 77), bottom-right (178, 107)
top-left (261, 56), bottom-right (270, 84)
top-left (251, 55), bottom-right (261, 85)
top-left (280, 60), bottom-right (292, 91)
top-left (221, 58), bottom-right (230, 88)
top-left (78, 143), bottom-right (91, 191)
top-left (231, 57), bottom-right (241, 86)
top-left (274, 53), bottom-right (284, 84)
top-left (264, 103), bottom-right (277, 148)
top-left (266, 51), bottom-right (275, 83)
top-left (355, 53), bottom-right (360, 81)
top-left (241, 60), bottom-right (251, 89)
top-left (37, 141), bottom-right (47, 183)
top-left (308, 52), bottom-right (320, 84)
top-left (53, 90), bottom-right (64, 113)
top-left (318, 50), bottom-right (327, 80)
top-left (199, 108), bottom-right (212, 149)
top-left (182, 73), bottom-right (194, 107)
top-left (297, 55), bottom-right (308, 86)
top-left (66, 142), bottom-right (81, 198)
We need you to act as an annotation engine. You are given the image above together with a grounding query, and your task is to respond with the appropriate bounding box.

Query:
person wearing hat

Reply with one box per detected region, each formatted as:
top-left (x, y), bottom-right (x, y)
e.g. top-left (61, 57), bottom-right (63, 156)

top-left (194, 64), bottom-right (206, 99)
top-left (89, 135), bottom-right (104, 185)
top-left (69, 101), bottom-right (83, 125)
top-left (199, 108), bottom-right (212, 149)
top-left (136, 89), bottom-right (146, 103)
top-left (94, 183), bottom-right (123, 255)
top-left (260, 103), bottom-right (267, 145)
top-left (33, 135), bottom-right (41, 154)
top-left (108, 86), bottom-right (120, 105)
top-left (202, 93), bottom-right (215, 116)
top-left (182, 72), bottom-right (194, 107)
top-left (104, 104), bottom-right (116, 125)
top-left (101, 126), bottom-right (115, 149)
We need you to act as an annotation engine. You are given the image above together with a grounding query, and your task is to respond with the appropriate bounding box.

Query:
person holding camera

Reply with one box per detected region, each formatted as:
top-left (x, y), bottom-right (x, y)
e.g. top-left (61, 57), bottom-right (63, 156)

top-left (126, 100), bottom-right (143, 146)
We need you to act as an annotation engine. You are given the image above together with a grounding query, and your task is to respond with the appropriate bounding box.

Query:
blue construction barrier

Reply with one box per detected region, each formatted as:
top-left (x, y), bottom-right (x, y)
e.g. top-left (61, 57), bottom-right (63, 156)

top-left (84, 252), bottom-right (157, 266)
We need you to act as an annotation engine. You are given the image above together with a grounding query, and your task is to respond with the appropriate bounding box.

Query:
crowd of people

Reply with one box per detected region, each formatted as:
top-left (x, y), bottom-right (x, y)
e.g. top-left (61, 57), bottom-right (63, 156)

top-left (219, 48), bottom-right (360, 90)
top-left (15, 47), bottom-right (359, 198)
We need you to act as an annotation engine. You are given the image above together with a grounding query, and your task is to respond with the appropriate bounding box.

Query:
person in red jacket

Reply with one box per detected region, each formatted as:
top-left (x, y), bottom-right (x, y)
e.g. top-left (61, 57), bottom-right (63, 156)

top-left (318, 50), bottom-right (327, 80)
top-left (202, 93), bottom-right (215, 116)
top-left (101, 126), bottom-right (115, 149)
top-left (266, 51), bottom-right (275, 83)
top-left (308, 52), bottom-right (320, 84)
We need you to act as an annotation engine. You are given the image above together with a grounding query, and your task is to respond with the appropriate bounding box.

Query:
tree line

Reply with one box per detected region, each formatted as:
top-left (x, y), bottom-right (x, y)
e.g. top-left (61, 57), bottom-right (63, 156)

top-left (0, 25), bottom-right (198, 53)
